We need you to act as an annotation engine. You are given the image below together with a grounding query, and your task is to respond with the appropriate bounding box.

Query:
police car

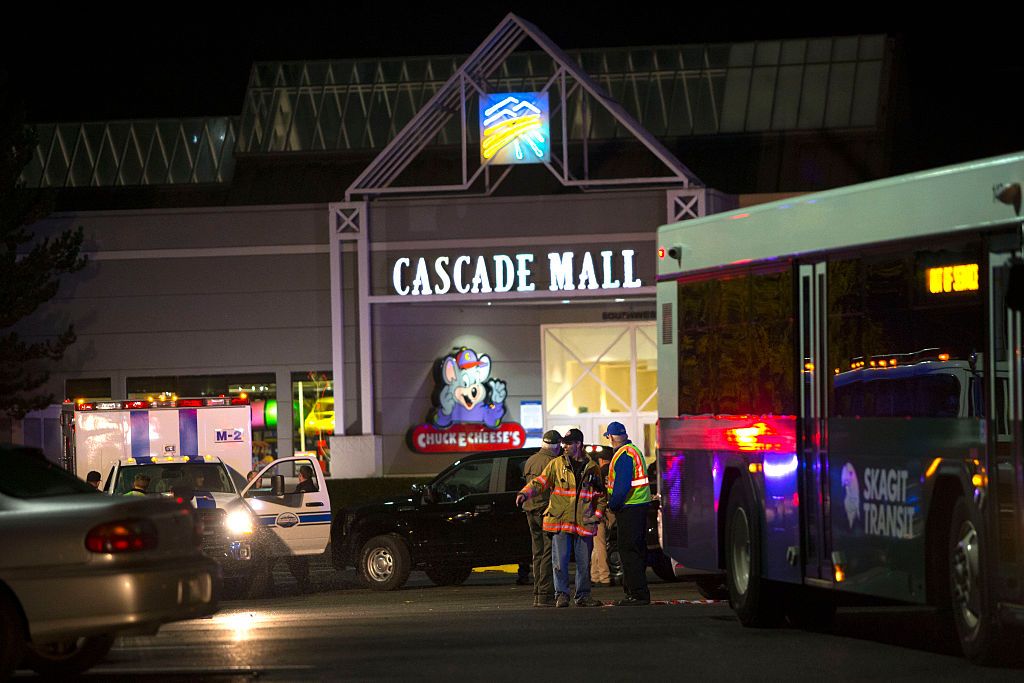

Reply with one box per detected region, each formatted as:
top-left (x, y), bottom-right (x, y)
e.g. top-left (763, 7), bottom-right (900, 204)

top-left (105, 454), bottom-right (331, 598)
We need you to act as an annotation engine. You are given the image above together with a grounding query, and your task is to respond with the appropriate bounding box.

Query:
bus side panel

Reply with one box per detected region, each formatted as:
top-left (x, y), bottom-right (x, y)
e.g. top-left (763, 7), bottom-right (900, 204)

top-left (659, 444), bottom-right (719, 571)
top-left (72, 411), bottom-right (131, 480)
top-left (196, 406), bottom-right (253, 474)
top-left (758, 447), bottom-right (802, 584)
top-left (829, 417), bottom-right (984, 602)
top-left (659, 416), bottom-right (801, 584)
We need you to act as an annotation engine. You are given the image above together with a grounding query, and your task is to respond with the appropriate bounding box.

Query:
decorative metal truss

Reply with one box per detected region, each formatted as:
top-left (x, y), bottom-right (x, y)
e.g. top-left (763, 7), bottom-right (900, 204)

top-left (20, 118), bottom-right (237, 188)
top-left (345, 13), bottom-right (703, 199)
top-left (241, 34), bottom-right (887, 160)
top-left (19, 27), bottom-right (887, 190)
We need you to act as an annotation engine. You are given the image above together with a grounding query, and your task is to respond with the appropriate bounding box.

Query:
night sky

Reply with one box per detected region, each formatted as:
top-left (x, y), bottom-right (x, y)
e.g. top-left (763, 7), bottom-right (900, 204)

top-left (3, 5), bottom-right (1021, 170)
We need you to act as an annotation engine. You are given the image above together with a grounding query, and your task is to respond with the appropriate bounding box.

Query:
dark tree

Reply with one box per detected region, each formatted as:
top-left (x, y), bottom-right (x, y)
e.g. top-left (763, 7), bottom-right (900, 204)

top-left (1, 76), bottom-right (85, 418)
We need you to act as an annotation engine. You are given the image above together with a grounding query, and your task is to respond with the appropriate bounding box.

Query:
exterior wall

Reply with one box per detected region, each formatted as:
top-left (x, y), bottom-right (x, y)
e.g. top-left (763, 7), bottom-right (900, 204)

top-left (20, 204), bottom-right (358, 458)
top-left (21, 190), bottom-right (667, 475)
top-left (367, 190), bottom-right (667, 244)
top-left (362, 189), bottom-right (664, 474)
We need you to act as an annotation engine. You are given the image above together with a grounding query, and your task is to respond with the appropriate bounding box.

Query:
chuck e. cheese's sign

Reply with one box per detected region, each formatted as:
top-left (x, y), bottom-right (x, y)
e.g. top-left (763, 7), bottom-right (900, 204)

top-left (391, 248), bottom-right (646, 296)
top-left (410, 347), bottom-right (525, 453)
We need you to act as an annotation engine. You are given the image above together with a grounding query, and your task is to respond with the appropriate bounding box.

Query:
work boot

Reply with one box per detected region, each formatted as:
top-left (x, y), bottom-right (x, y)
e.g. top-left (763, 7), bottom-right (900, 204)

top-left (534, 595), bottom-right (555, 608)
top-left (614, 596), bottom-right (650, 606)
top-left (574, 596), bottom-right (604, 607)
top-left (555, 592), bottom-right (570, 608)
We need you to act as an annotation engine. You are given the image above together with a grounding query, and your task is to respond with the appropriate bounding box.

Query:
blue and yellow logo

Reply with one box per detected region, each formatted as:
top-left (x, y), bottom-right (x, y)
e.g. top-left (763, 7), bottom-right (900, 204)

top-left (479, 92), bottom-right (550, 165)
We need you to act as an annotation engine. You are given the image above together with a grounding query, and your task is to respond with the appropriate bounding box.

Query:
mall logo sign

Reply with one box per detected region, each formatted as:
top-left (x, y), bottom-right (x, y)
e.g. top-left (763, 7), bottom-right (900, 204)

top-left (479, 92), bottom-right (550, 165)
top-left (392, 249), bottom-right (642, 296)
top-left (410, 347), bottom-right (526, 453)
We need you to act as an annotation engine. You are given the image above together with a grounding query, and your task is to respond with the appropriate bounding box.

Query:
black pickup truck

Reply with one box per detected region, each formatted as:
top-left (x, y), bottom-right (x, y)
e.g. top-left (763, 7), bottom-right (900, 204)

top-left (330, 447), bottom-right (686, 591)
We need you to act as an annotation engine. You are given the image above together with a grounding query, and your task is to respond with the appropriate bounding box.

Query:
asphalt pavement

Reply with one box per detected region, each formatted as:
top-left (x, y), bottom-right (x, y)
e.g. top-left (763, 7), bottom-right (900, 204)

top-left (14, 563), bottom-right (1024, 681)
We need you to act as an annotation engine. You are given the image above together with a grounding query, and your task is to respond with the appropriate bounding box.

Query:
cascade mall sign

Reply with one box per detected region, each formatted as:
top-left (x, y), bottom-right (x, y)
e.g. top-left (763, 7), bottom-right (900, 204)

top-left (391, 249), bottom-right (643, 296)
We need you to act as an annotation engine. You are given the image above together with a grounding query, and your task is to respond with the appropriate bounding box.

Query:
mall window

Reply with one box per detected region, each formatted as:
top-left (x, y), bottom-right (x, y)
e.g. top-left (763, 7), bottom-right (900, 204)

top-left (292, 371), bottom-right (333, 475)
top-left (543, 323), bottom-right (657, 444)
top-left (126, 374), bottom-right (279, 460)
top-left (65, 378), bottom-right (112, 401)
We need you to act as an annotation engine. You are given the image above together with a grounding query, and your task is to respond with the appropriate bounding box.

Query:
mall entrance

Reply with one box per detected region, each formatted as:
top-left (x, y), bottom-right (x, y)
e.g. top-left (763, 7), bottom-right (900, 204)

top-left (542, 322), bottom-right (657, 459)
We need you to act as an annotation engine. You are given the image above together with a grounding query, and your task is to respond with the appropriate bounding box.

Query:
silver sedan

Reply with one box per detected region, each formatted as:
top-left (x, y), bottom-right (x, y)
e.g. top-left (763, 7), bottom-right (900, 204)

top-left (0, 445), bottom-right (221, 677)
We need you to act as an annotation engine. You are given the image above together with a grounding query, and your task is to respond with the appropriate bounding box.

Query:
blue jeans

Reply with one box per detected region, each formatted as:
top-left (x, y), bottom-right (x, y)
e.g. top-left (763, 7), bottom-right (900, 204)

top-left (551, 532), bottom-right (594, 599)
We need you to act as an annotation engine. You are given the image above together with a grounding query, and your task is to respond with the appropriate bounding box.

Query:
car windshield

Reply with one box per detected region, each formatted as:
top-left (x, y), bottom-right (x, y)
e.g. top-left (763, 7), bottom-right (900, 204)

top-left (431, 458), bottom-right (495, 502)
top-left (0, 446), bottom-right (97, 499)
top-left (113, 463), bottom-right (236, 495)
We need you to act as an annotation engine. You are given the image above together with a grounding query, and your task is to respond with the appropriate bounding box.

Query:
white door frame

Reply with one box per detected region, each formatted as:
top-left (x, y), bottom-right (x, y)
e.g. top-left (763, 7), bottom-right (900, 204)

top-left (541, 321), bottom-right (657, 444)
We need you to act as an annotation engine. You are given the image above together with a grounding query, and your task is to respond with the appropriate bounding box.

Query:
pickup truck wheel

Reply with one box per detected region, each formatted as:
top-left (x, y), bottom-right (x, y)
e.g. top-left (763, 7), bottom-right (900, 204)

top-left (425, 564), bottom-right (473, 586)
top-left (0, 592), bottom-right (25, 680)
top-left (360, 534), bottom-right (411, 591)
top-left (22, 634), bottom-right (115, 676)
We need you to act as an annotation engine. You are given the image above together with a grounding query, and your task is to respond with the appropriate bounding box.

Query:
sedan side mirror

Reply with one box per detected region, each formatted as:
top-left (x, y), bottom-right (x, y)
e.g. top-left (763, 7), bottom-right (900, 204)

top-left (271, 474), bottom-right (286, 497)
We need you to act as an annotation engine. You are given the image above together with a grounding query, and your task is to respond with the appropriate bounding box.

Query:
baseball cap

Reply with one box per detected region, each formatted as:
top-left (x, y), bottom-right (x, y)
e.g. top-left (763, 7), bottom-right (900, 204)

top-left (560, 428), bottom-right (585, 444)
top-left (603, 421), bottom-right (627, 437)
top-left (542, 430), bottom-right (562, 444)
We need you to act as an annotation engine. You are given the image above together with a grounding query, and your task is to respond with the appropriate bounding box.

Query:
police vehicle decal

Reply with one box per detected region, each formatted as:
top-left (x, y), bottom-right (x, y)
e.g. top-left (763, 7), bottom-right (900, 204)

top-left (258, 512), bottom-right (331, 527)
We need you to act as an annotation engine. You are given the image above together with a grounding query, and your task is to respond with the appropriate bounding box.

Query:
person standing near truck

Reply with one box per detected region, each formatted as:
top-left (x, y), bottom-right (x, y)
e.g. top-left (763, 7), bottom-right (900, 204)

top-left (519, 430), bottom-right (561, 606)
top-left (517, 429), bottom-right (606, 608)
top-left (605, 421), bottom-right (651, 606)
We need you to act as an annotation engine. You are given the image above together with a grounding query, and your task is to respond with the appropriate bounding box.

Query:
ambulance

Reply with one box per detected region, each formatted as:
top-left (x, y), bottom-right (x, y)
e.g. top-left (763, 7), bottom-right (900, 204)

top-left (60, 397), bottom-right (332, 598)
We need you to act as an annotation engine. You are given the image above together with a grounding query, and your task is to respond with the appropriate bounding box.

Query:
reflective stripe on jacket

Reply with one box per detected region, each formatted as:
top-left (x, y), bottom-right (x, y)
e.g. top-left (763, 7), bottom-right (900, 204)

top-left (520, 455), bottom-right (607, 536)
top-left (608, 442), bottom-right (651, 507)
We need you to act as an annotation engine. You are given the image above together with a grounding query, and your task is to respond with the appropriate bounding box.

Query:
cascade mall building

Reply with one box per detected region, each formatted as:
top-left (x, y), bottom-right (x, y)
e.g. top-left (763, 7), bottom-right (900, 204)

top-left (15, 15), bottom-right (895, 476)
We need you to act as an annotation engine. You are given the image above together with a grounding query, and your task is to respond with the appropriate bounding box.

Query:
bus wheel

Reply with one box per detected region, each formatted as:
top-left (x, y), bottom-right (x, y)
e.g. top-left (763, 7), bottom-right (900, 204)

top-left (948, 497), bottom-right (1004, 663)
top-left (725, 483), bottom-right (783, 627)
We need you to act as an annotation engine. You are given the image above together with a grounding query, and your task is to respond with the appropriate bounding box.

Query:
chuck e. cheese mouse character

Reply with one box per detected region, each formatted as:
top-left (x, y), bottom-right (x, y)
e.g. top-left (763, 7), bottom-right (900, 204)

top-left (432, 348), bottom-right (507, 429)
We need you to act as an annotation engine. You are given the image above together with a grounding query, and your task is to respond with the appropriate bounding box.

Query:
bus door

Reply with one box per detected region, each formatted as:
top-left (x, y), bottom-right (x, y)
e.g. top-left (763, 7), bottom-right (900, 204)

top-left (989, 251), bottom-right (1024, 601)
top-left (798, 263), bottom-right (832, 581)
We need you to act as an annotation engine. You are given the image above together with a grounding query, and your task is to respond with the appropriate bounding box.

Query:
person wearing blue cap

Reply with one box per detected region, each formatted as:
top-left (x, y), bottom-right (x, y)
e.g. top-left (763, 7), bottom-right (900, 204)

top-left (604, 421), bottom-right (652, 606)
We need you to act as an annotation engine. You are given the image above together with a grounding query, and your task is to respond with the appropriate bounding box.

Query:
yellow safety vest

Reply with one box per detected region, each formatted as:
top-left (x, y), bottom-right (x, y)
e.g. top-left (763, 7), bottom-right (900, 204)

top-left (608, 442), bottom-right (651, 506)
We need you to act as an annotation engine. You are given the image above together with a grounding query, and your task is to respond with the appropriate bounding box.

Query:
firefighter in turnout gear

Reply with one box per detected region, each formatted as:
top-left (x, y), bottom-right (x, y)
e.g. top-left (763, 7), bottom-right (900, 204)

top-left (517, 428), bottom-right (607, 607)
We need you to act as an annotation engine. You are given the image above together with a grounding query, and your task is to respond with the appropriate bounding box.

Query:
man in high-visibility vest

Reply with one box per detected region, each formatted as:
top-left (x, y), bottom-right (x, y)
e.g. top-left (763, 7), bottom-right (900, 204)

top-left (605, 421), bottom-right (651, 606)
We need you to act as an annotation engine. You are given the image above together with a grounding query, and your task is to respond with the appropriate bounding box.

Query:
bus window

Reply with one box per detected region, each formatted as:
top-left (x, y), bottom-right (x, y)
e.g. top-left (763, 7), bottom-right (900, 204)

top-left (677, 268), bottom-right (795, 416)
top-left (827, 244), bottom-right (984, 419)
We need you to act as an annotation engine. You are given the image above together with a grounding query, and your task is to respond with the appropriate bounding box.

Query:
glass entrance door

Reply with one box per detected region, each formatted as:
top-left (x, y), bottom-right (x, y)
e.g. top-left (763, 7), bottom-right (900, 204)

top-left (542, 322), bottom-right (657, 455)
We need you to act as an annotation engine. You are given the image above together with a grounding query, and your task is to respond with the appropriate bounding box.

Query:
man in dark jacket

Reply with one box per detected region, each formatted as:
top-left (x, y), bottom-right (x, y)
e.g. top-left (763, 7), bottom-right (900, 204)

top-left (605, 421), bottom-right (652, 606)
top-left (521, 430), bottom-right (561, 606)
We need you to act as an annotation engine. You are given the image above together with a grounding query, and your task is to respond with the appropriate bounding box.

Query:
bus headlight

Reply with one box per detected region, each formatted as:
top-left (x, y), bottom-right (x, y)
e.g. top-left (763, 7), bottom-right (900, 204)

top-left (226, 509), bottom-right (255, 535)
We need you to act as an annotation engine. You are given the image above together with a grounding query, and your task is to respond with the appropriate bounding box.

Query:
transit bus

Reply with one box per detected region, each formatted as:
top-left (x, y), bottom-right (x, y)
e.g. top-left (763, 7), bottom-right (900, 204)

top-left (655, 152), bottom-right (1024, 662)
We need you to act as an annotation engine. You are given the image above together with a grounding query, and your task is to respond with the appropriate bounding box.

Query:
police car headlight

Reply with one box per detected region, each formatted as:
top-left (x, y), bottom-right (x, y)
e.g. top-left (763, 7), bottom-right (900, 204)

top-left (226, 509), bottom-right (255, 535)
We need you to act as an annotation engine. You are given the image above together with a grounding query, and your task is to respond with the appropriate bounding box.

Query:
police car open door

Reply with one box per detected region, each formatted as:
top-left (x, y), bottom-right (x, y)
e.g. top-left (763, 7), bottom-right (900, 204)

top-left (241, 456), bottom-right (331, 556)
